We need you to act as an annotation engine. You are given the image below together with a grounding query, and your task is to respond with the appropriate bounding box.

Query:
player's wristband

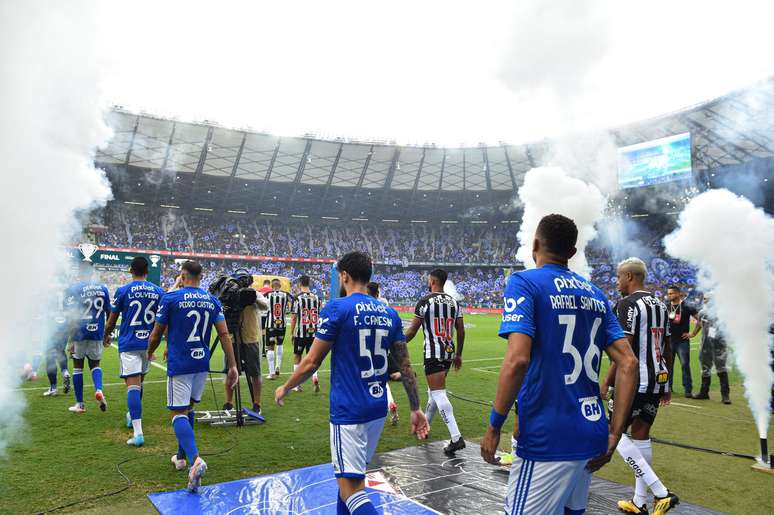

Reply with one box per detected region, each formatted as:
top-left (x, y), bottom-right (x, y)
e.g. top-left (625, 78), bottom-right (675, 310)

top-left (489, 408), bottom-right (507, 429)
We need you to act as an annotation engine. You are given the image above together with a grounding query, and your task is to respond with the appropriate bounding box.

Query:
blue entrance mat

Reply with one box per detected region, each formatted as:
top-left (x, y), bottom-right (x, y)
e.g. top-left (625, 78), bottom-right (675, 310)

top-left (148, 463), bottom-right (439, 514)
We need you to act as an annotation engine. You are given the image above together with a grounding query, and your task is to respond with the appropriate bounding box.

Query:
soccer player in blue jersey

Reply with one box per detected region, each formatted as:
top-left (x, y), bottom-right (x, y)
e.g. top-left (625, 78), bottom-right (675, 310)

top-left (103, 257), bottom-right (165, 447)
top-left (481, 214), bottom-right (639, 515)
top-left (276, 252), bottom-right (429, 515)
top-left (147, 260), bottom-right (238, 492)
top-left (65, 263), bottom-right (111, 414)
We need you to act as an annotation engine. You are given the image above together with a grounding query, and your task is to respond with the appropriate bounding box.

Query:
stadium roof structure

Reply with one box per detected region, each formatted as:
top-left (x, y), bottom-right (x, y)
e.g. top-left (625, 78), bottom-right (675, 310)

top-left (99, 76), bottom-right (774, 221)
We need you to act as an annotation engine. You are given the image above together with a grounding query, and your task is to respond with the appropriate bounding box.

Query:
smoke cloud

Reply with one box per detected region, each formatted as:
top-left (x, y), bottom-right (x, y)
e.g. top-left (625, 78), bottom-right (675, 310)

top-left (516, 167), bottom-right (605, 278)
top-left (664, 189), bottom-right (774, 439)
top-left (0, 2), bottom-right (113, 455)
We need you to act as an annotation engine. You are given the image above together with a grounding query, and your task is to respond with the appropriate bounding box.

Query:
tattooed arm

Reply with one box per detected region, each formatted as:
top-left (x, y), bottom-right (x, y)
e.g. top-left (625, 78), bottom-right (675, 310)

top-left (390, 340), bottom-right (428, 438)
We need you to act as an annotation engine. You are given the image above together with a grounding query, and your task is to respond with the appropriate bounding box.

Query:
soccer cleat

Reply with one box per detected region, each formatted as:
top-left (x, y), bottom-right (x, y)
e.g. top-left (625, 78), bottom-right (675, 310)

top-left (171, 454), bottom-right (187, 471)
top-left (313, 376), bottom-right (320, 393)
top-left (187, 457), bottom-right (207, 493)
top-left (293, 385), bottom-right (302, 392)
top-left (267, 373), bottom-right (276, 380)
top-left (222, 402), bottom-right (234, 411)
top-left (652, 492), bottom-right (679, 515)
top-left (389, 402), bottom-right (399, 425)
top-left (95, 390), bottom-right (107, 412)
top-left (63, 374), bottom-right (71, 393)
top-left (43, 388), bottom-right (58, 397)
top-left (68, 403), bottom-right (86, 414)
top-left (252, 404), bottom-right (262, 415)
top-left (126, 434), bottom-right (144, 447)
top-left (126, 411), bottom-right (132, 428)
top-left (443, 437), bottom-right (466, 455)
top-left (617, 499), bottom-right (649, 514)
top-left (275, 367), bottom-right (281, 377)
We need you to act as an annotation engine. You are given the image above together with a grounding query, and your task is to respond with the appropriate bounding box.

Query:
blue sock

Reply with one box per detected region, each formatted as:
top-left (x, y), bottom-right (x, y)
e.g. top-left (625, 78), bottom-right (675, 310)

top-left (178, 411), bottom-right (194, 459)
top-left (127, 385), bottom-right (142, 420)
top-left (73, 369), bottom-right (84, 403)
top-left (140, 385), bottom-right (143, 399)
top-left (337, 490), bottom-right (348, 514)
top-left (172, 414), bottom-right (199, 462)
top-left (346, 491), bottom-right (377, 515)
top-left (91, 367), bottom-right (103, 391)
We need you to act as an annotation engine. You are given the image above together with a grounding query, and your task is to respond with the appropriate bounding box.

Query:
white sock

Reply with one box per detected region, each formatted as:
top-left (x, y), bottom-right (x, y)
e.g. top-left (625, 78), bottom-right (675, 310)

top-left (632, 439), bottom-right (653, 506)
top-left (267, 350), bottom-right (275, 375)
top-left (430, 389), bottom-right (461, 442)
top-left (132, 419), bottom-right (143, 438)
top-left (617, 434), bottom-right (668, 498)
top-left (426, 389), bottom-right (438, 425)
top-left (386, 383), bottom-right (395, 406)
top-left (276, 345), bottom-right (283, 371)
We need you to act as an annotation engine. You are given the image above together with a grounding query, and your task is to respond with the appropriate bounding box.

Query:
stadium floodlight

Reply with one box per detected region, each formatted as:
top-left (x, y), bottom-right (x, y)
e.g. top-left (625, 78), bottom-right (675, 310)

top-left (194, 207), bottom-right (214, 212)
top-left (440, 220), bottom-right (458, 224)
top-left (381, 219), bottom-right (399, 223)
top-left (410, 220), bottom-right (428, 223)
top-left (321, 216), bottom-right (339, 220)
top-left (260, 212), bottom-right (278, 216)
top-left (160, 204), bottom-right (180, 209)
top-left (291, 214), bottom-right (309, 218)
top-left (352, 218), bottom-right (368, 221)
top-left (227, 209), bottom-right (247, 214)
top-left (470, 220), bottom-right (488, 224)
top-left (124, 201), bottom-right (145, 206)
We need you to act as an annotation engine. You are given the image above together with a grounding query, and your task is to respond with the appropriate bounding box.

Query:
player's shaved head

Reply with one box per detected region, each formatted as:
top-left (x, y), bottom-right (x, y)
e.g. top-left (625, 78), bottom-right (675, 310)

top-left (130, 256), bottom-right (149, 277)
top-left (534, 214), bottom-right (578, 261)
top-left (617, 257), bottom-right (647, 281)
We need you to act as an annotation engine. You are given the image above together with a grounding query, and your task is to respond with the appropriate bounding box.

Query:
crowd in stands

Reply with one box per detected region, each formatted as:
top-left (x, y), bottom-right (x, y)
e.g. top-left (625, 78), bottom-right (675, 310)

top-left (84, 203), bottom-right (698, 307)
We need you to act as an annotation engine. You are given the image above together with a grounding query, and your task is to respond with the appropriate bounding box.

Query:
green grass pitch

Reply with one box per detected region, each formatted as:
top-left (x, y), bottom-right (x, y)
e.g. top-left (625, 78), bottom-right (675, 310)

top-left (2, 313), bottom-right (772, 513)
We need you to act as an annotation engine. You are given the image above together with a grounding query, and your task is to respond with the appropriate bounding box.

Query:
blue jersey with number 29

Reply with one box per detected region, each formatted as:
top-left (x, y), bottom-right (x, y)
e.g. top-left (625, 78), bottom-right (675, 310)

top-left (66, 281), bottom-right (110, 341)
top-left (499, 264), bottom-right (625, 461)
top-left (156, 287), bottom-right (225, 376)
top-left (315, 292), bottom-right (405, 424)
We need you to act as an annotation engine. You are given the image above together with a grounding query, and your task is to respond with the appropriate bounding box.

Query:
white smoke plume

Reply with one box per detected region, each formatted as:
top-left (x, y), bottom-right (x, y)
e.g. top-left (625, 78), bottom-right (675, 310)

top-left (664, 189), bottom-right (774, 439)
top-left (516, 167), bottom-right (605, 278)
top-left (0, 2), bottom-right (113, 455)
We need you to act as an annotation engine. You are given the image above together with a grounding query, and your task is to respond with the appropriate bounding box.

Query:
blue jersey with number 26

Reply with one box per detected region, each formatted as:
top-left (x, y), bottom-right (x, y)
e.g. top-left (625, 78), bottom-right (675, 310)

top-left (316, 292), bottom-right (405, 424)
top-left (156, 287), bottom-right (225, 376)
top-left (111, 280), bottom-right (166, 352)
top-left (499, 264), bottom-right (625, 461)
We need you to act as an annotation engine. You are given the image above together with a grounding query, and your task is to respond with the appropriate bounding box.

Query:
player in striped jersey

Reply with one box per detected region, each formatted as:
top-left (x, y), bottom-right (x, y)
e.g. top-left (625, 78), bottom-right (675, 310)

top-left (404, 268), bottom-right (466, 454)
top-left (289, 275), bottom-right (320, 392)
top-left (602, 257), bottom-right (679, 514)
top-left (265, 279), bottom-right (292, 380)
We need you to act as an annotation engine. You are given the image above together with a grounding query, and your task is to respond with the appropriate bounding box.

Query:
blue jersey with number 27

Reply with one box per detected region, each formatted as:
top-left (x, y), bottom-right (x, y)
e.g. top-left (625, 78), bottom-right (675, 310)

top-left (111, 280), bottom-right (166, 352)
top-left (499, 264), bottom-right (625, 462)
top-left (156, 287), bottom-right (225, 376)
top-left (315, 292), bottom-right (405, 424)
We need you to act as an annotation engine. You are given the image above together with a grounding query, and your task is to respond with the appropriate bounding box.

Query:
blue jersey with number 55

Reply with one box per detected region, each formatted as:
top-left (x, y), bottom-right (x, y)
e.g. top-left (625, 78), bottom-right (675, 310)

top-left (156, 287), bottom-right (225, 376)
top-left (111, 280), bottom-right (166, 352)
top-left (499, 264), bottom-right (625, 461)
top-left (316, 292), bottom-right (405, 424)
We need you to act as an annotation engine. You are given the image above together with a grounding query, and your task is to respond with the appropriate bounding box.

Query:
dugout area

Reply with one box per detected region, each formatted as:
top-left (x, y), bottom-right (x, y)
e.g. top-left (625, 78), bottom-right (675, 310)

top-left (148, 442), bottom-right (719, 514)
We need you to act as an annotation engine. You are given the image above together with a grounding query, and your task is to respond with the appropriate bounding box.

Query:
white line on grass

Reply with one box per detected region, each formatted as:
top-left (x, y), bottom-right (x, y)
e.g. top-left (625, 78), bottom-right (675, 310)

top-left (670, 401), bottom-right (703, 409)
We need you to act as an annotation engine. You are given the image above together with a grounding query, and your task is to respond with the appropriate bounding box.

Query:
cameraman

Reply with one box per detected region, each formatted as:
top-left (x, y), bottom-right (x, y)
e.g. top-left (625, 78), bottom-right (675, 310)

top-left (210, 269), bottom-right (267, 414)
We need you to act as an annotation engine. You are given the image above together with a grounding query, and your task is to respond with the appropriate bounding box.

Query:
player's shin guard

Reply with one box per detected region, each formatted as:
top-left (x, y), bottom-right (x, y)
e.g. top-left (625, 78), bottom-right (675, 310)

top-left (73, 368), bottom-right (84, 403)
top-left (431, 389), bottom-right (461, 441)
top-left (127, 385), bottom-right (143, 436)
top-left (345, 491), bottom-right (377, 515)
top-left (267, 350), bottom-right (275, 376)
top-left (426, 389), bottom-right (437, 425)
top-left (617, 434), bottom-right (668, 498)
top-left (172, 414), bottom-right (199, 463)
top-left (91, 367), bottom-right (103, 391)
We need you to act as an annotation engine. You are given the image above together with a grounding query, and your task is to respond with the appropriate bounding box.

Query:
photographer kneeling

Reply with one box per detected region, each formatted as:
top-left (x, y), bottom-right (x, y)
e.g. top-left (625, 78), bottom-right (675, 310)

top-left (210, 269), bottom-right (267, 415)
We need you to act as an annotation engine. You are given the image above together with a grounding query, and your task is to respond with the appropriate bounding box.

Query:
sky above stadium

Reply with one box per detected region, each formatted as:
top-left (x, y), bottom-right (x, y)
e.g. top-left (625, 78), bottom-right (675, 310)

top-left (102, 0), bottom-right (774, 146)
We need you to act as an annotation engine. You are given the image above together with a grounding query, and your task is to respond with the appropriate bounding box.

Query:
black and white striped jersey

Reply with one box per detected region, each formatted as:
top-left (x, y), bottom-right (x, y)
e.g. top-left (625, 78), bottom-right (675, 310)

top-left (616, 290), bottom-right (671, 394)
top-left (265, 290), bottom-right (292, 330)
top-left (292, 291), bottom-right (320, 338)
top-left (414, 292), bottom-right (463, 361)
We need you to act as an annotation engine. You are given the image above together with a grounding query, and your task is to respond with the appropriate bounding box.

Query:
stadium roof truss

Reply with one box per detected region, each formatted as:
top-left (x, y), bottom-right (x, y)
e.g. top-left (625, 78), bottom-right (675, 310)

top-left (99, 77), bottom-right (774, 220)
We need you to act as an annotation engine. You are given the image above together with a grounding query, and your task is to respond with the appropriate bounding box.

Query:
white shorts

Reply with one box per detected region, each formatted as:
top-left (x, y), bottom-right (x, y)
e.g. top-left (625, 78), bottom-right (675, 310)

top-left (330, 418), bottom-right (385, 479)
top-left (71, 340), bottom-right (103, 361)
top-left (120, 350), bottom-right (149, 378)
top-left (505, 444), bottom-right (591, 514)
top-left (167, 372), bottom-right (208, 410)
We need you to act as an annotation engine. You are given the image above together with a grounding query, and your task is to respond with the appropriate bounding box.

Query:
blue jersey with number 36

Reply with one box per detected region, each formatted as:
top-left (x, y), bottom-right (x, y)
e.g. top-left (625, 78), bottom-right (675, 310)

top-left (111, 280), bottom-right (166, 352)
top-left (315, 292), bottom-right (405, 424)
top-left (156, 287), bottom-right (225, 376)
top-left (499, 264), bottom-right (625, 461)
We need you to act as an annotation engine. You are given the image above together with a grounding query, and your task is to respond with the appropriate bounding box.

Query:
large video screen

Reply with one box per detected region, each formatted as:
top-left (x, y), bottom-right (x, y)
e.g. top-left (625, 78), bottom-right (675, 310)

top-left (618, 132), bottom-right (692, 189)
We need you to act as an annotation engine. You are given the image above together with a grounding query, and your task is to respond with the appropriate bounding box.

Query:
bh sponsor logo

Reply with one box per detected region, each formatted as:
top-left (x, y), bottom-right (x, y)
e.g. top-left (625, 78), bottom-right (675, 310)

top-left (579, 396), bottom-right (602, 422)
top-left (368, 382), bottom-right (384, 399)
top-left (190, 347), bottom-right (206, 360)
top-left (135, 330), bottom-right (150, 340)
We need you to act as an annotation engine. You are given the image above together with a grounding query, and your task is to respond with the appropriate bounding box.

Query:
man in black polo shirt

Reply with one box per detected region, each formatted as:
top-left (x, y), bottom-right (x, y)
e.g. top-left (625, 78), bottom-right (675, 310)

top-left (666, 285), bottom-right (698, 398)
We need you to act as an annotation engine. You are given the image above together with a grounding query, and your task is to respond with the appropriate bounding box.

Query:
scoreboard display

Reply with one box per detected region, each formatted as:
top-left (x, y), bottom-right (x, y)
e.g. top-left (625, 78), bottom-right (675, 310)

top-left (618, 132), bottom-right (692, 189)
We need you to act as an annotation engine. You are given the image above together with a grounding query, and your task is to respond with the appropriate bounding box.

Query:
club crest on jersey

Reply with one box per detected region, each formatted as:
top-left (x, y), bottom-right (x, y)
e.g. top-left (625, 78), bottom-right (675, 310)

top-left (578, 396), bottom-right (602, 422)
top-left (190, 347), bottom-right (205, 360)
top-left (135, 330), bottom-right (150, 340)
top-left (368, 381), bottom-right (384, 399)
top-left (78, 243), bottom-right (98, 262)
